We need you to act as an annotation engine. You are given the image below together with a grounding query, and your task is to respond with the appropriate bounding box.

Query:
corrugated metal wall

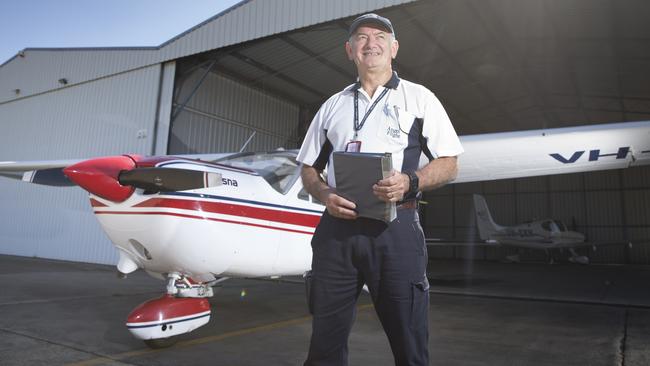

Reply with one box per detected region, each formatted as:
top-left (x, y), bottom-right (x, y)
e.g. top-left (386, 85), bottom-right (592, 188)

top-left (168, 69), bottom-right (300, 154)
top-left (0, 64), bottom-right (163, 264)
top-left (0, 49), bottom-right (159, 104)
top-left (424, 166), bottom-right (650, 264)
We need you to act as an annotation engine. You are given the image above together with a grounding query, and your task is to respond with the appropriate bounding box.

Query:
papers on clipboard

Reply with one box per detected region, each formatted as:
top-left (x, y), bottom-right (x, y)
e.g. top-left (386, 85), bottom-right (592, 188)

top-left (333, 151), bottom-right (397, 223)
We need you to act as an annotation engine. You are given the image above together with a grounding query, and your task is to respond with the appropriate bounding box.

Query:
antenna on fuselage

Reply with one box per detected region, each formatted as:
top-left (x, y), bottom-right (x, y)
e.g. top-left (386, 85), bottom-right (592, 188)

top-left (239, 131), bottom-right (257, 153)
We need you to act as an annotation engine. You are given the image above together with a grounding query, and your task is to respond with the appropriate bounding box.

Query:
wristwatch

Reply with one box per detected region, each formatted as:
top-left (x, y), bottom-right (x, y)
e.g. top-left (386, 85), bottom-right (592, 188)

top-left (406, 171), bottom-right (419, 194)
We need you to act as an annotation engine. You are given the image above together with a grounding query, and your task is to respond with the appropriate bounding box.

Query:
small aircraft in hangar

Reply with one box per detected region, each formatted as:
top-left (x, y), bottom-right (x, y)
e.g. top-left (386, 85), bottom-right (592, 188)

top-left (428, 194), bottom-right (633, 265)
top-left (0, 120), bottom-right (649, 347)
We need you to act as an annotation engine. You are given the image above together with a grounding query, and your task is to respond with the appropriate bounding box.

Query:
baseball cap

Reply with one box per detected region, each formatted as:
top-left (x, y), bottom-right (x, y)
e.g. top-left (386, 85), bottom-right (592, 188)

top-left (348, 13), bottom-right (396, 38)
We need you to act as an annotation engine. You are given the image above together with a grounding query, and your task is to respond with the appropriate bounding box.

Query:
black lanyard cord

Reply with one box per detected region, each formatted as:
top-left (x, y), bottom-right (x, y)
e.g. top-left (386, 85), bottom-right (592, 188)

top-left (353, 87), bottom-right (389, 138)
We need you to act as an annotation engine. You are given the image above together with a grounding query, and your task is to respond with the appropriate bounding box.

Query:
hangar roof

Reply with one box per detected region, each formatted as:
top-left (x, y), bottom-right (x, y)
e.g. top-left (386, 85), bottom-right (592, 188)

top-left (0, 0), bottom-right (414, 104)
top-left (2, 0), bottom-right (650, 135)
top-left (194, 0), bottom-right (650, 135)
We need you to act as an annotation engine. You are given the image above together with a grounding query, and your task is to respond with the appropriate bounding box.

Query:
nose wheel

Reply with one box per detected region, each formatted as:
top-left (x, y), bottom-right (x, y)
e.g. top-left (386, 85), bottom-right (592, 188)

top-left (127, 273), bottom-right (214, 348)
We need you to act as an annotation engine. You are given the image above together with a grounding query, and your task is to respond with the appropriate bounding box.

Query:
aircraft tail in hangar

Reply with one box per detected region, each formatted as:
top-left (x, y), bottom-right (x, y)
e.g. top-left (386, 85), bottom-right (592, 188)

top-left (473, 194), bottom-right (504, 241)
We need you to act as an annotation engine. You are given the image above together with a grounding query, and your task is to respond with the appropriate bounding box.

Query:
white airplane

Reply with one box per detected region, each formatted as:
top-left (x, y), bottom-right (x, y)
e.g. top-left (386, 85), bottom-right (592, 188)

top-left (469, 194), bottom-right (627, 264)
top-left (1, 120), bottom-right (649, 347)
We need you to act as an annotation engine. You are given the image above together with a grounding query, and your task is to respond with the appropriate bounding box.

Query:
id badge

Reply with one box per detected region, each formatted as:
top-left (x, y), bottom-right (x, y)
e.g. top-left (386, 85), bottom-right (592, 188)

top-left (345, 140), bottom-right (361, 152)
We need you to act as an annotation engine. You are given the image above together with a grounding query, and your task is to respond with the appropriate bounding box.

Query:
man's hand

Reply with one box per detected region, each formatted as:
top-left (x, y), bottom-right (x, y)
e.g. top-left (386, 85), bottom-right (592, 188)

top-left (373, 170), bottom-right (410, 203)
top-left (321, 188), bottom-right (358, 219)
top-left (301, 164), bottom-right (358, 220)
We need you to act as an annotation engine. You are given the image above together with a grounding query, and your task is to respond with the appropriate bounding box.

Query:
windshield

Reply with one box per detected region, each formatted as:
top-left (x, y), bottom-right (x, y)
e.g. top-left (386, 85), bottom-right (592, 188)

top-left (214, 151), bottom-right (300, 194)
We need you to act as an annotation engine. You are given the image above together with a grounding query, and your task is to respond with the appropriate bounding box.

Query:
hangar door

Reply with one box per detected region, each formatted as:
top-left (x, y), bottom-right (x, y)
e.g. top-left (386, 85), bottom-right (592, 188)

top-left (167, 60), bottom-right (302, 155)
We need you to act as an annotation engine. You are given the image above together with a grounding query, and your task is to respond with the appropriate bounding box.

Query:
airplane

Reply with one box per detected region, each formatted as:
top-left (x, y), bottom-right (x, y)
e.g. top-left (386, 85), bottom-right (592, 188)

top-left (0, 120), bottom-right (649, 348)
top-left (451, 194), bottom-right (629, 265)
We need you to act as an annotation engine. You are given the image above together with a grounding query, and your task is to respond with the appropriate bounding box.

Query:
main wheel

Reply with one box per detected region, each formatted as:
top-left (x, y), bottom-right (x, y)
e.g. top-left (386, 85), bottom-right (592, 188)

top-left (143, 336), bottom-right (178, 349)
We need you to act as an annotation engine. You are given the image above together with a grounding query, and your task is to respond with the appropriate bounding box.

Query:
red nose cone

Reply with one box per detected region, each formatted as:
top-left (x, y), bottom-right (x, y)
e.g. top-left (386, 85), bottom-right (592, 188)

top-left (63, 155), bottom-right (136, 202)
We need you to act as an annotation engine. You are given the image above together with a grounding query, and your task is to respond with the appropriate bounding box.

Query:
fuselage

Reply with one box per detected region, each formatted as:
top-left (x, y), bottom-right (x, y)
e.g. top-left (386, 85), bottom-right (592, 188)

top-left (89, 152), bottom-right (324, 281)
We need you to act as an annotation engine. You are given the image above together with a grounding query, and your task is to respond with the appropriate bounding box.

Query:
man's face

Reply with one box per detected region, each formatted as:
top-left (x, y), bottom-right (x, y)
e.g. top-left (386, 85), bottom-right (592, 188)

top-left (346, 25), bottom-right (398, 73)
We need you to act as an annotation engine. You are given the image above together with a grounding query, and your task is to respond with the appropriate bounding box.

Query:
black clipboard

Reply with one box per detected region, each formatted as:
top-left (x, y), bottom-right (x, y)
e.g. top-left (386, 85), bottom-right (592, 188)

top-left (333, 152), bottom-right (396, 223)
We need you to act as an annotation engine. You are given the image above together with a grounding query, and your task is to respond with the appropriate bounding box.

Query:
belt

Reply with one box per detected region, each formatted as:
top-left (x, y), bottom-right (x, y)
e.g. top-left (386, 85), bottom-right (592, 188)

top-left (396, 200), bottom-right (418, 210)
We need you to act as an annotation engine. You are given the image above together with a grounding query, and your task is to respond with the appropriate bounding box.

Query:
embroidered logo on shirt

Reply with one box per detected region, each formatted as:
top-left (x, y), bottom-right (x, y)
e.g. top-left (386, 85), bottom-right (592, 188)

top-left (386, 126), bottom-right (401, 139)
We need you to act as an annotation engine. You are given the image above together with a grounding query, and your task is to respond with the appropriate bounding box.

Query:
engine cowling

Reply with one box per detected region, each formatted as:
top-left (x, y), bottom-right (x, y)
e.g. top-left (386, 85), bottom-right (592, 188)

top-left (63, 155), bottom-right (138, 202)
top-left (126, 295), bottom-right (211, 340)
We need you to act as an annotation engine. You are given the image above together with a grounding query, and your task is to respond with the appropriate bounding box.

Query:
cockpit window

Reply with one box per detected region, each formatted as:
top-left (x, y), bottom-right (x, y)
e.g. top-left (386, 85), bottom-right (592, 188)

top-left (549, 221), bottom-right (560, 233)
top-left (297, 187), bottom-right (325, 206)
top-left (214, 151), bottom-right (300, 194)
top-left (298, 187), bottom-right (309, 201)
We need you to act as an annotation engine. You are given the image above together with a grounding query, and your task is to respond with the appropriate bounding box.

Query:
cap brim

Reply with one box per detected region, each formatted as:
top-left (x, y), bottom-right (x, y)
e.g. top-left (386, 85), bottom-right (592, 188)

top-left (349, 19), bottom-right (394, 36)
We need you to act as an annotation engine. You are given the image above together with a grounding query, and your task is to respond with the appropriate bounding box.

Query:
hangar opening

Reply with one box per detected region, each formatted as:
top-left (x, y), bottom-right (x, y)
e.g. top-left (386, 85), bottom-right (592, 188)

top-left (165, 0), bottom-right (650, 265)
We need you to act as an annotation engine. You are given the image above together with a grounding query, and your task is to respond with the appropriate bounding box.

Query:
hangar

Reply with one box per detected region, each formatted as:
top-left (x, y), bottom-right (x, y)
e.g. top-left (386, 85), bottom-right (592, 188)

top-left (0, 0), bottom-right (649, 265)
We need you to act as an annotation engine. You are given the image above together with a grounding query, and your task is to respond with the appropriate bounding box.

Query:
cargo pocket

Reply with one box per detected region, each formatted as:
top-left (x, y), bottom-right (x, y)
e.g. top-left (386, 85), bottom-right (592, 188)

top-left (410, 277), bottom-right (430, 330)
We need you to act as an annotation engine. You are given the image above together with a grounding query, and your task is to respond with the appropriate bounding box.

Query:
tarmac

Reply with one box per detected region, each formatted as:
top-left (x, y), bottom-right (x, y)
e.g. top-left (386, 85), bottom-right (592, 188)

top-left (2, 254), bottom-right (650, 366)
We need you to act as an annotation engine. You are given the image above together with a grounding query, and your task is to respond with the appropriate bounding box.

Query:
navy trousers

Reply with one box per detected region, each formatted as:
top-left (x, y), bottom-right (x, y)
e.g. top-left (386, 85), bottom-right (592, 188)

top-left (304, 208), bottom-right (430, 366)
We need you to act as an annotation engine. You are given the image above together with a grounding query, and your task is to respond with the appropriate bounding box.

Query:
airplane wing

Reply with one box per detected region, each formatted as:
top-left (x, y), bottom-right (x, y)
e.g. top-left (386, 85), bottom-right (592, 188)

top-left (0, 155), bottom-right (224, 198)
top-left (454, 120), bottom-right (650, 183)
top-left (0, 120), bottom-right (649, 189)
top-left (0, 159), bottom-right (82, 186)
top-left (426, 237), bottom-right (648, 257)
top-left (425, 238), bottom-right (641, 250)
top-left (550, 240), bottom-right (635, 250)
top-left (425, 238), bottom-right (500, 247)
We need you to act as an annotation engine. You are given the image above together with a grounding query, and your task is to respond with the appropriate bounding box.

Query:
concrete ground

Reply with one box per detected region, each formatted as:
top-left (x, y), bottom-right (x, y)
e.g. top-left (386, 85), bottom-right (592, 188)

top-left (1, 255), bottom-right (650, 366)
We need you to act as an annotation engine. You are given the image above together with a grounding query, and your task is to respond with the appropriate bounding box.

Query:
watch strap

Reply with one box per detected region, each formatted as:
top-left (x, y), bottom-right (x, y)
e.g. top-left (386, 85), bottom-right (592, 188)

top-left (406, 171), bottom-right (419, 196)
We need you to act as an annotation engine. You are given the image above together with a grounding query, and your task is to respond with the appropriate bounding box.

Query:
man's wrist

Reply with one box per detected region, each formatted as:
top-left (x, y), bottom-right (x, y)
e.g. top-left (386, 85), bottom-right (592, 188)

top-left (317, 186), bottom-right (334, 202)
top-left (405, 171), bottom-right (419, 195)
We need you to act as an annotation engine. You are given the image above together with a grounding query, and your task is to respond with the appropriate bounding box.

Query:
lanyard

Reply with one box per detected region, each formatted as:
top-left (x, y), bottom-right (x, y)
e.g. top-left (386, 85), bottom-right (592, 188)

top-left (353, 87), bottom-right (389, 139)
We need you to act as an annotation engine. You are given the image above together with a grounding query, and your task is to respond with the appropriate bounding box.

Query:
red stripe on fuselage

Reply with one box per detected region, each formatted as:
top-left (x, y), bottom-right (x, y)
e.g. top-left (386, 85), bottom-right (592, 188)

top-left (131, 197), bottom-right (321, 228)
top-left (94, 210), bottom-right (315, 235)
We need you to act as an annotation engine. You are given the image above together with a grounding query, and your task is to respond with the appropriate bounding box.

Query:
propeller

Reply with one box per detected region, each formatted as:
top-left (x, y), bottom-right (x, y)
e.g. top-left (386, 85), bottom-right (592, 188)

top-left (63, 156), bottom-right (222, 202)
top-left (118, 167), bottom-right (221, 192)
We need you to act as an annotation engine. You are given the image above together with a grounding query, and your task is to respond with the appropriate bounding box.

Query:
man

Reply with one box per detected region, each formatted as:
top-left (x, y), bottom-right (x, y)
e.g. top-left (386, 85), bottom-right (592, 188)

top-left (297, 13), bottom-right (464, 366)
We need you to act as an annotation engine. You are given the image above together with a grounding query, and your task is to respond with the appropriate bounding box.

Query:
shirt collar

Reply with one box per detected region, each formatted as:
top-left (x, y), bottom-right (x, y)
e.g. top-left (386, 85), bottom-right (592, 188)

top-left (347, 71), bottom-right (401, 92)
top-left (384, 71), bottom-right (401, 89)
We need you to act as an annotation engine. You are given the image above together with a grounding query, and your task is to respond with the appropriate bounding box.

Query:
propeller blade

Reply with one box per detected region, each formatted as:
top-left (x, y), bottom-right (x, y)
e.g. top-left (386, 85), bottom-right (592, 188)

top-left (118, 168), bottom-right (222, 192)
top-left (22, 168), bottom-right (75, 186)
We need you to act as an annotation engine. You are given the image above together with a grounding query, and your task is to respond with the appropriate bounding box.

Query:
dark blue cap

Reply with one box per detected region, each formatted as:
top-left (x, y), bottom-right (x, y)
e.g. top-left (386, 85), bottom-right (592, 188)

top-left (348, 13), bottom-right (396, 38)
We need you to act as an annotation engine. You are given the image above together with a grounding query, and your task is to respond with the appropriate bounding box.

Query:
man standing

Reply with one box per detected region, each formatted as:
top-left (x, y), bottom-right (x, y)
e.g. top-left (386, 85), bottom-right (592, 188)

top-left (297, 13), bottom-right (464, 366)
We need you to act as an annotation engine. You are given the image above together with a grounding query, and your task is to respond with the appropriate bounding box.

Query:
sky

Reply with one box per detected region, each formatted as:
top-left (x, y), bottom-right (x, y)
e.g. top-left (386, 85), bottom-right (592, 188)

top-left (0, 0), bottom-right (243, 65)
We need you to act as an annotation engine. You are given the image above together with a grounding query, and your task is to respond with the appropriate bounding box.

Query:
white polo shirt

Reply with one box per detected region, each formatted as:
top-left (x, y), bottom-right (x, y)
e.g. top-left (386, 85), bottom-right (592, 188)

top-left (297, 73), bottom-right (464, 188)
